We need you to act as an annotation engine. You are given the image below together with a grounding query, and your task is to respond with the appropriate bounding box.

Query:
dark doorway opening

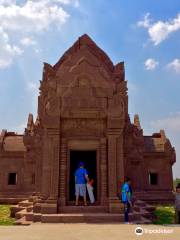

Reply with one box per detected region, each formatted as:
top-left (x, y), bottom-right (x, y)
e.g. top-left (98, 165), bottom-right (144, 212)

top-left (8, 173), bottom-right (17, 185)
top-left (69, 150), bottom-right (97, 202)
top-left (149, 173), bottom-right (158, 185)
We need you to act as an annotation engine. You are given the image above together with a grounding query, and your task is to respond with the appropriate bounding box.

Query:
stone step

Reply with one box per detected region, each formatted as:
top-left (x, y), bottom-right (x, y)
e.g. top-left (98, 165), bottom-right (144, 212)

top-left (0, 198), bottom-right (29, 204)
top-left (33, 213), bottom-right (42, 222)
top-left (140, 209), bottom-right (153, 219)
top-left (59, 206), bottom-right (108, 213)
top-left (18, 200), bottom-right (33, 207)
top-left (10, 205), bottom-right (25, 217)
top-left (0, 192), bottom-right (33, 197)
top-left (41, 212), bottom-right (141, 223)
top-left (145, 205), bottom-right (156, 212)
top-left (15, 209), bottom-right (27, 219)
top-left (132, 216), bottom-right (152, 224)
top-left (15, 209), bottom-right (34, 222)
top-left (15, 216), bottom-right (32, 226)
top-left (134, 200), bottom-right (146, 207)
top-left (27, 206), bottom-right (33, 212)
top-left (24, 212), bottom-right (34, 221)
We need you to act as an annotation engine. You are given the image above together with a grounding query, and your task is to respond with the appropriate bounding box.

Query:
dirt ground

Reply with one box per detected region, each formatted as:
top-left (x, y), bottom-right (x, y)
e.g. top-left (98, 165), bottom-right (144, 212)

top-left (0, 223), bottom-right (180, 240)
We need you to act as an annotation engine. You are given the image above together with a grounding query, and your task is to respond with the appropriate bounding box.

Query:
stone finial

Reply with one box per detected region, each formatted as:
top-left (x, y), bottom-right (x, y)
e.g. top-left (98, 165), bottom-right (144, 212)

top-left (79, 34), bottom-right (94, 46)
top-left (35, 115), bottom-right (40, 126)
top-left (134, 114), bottom-right (141, 130)
top-left (0, 129), bottom-right (7, 137)
top-left (114, 62), bottom-right (125, 82)
top-left (114, 62), bottom-right (124, 72)
top-left (160, 129), bottom-right (166, 141)
top-left (43, 62), bottom-right (55, 81)
top-left (0, 129), bottom-right (7, 141)
top-left (0, 129), bottom-right (7, 151)
top-left (27, 113), bottom-right (34, 132)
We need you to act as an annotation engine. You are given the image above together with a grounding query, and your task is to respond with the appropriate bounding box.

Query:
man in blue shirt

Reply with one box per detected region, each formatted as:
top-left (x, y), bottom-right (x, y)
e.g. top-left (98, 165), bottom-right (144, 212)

top-left (75, 162), bottom-right (89, 206)
top-left (121, 177), bottom-right (132, 223)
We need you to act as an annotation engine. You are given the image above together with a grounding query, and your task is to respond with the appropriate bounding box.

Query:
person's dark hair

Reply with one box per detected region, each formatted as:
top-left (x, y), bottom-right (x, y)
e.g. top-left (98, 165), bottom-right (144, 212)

top-left (176, 183), bottom-right (180, 190)
top-left (124, 176), bottom-right (130, 182)
top-left (79, 162), bottom-right (84, 167)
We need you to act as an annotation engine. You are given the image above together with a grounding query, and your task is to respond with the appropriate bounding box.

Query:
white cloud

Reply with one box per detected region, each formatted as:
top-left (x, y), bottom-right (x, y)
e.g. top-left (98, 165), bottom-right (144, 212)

top-left (0, 0), bottom-right (16, 5)
top-left (20, 37), bottom-right (36, 47)
top-left (0, 1), bottom-right (69, 33)
top-left (137, 13), bottom-right (180, 45)
top-left (0, 0), bottom-right (79, 69)
top-left (144, 58), bottom-right (159, 70)
top-left (151, 112), bottom-right (180, 132)
top-left (167, 59), bottom-right (180, 73)
top-left (53, 0), bottom-right (79, 7)
top-left (137, 13), bottom-right (151, 28)
top-left (0, 27), bottom-right (23, 69)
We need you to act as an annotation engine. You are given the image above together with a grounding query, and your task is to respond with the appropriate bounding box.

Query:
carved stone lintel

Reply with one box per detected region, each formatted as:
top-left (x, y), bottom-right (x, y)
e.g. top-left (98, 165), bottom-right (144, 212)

top-left (62, 119), bottom-right (106, 137)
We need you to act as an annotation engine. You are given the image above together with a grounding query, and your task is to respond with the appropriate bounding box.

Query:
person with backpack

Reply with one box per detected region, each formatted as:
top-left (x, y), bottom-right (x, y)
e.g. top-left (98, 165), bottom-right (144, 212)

top-left (175, 183), bottom-right (180, 224)
top-left (121, 177), bottom-right (132, 224)
top-left (74, 162), bottom-right (89, 206)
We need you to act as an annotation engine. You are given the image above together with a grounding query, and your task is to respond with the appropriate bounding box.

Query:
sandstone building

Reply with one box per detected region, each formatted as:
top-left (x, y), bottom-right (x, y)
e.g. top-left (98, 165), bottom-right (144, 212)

top-left (0, 35), bottom-right (176, 212)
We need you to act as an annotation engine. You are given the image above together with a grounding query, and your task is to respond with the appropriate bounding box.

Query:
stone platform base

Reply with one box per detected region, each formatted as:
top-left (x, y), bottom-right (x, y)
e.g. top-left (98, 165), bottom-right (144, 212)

top-left (59, 206), bottom-right (108, 213)
top-left (134, 190), bottom-right (174, 204)
top-left (0, 192), bottom-right (34, 204)
top-left (11, 197), bottom-right (154, 225)
top-left (15, 211), bottom-right (151, 225)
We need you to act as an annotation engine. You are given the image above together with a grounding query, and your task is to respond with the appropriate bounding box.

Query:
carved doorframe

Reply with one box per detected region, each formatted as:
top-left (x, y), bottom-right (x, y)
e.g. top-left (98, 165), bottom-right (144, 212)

top-left (66, 139), bottom-right (100, 205)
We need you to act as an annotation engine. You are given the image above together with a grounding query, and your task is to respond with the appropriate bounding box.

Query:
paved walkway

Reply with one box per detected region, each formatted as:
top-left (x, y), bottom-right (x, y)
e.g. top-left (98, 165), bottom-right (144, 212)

top-left (0, 223), bottom-right (179, 240)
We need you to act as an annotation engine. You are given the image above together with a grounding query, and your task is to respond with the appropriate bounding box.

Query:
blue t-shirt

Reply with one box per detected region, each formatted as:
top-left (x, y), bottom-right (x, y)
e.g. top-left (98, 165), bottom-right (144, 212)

top-left (74, 168), bottom-right (88, 184)
top-left (121, 183), bottom-right (131, 203)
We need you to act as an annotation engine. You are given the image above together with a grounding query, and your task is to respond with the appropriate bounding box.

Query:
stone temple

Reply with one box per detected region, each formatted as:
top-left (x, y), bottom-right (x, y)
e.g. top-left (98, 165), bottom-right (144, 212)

top-left (0, 35), bottom-right (176, 222)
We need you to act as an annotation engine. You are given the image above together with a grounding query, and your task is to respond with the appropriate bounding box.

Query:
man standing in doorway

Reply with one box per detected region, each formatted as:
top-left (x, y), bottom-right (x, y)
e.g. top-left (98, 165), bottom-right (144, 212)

top-left (121, 177), bottom-right (132, 224)
top-left (75, 162), bottom-right (89, 206)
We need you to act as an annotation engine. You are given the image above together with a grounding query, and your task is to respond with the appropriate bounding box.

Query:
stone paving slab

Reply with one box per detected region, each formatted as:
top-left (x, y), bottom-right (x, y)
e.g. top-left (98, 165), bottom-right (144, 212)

top-left (0, 223), bottom-right (180, 240)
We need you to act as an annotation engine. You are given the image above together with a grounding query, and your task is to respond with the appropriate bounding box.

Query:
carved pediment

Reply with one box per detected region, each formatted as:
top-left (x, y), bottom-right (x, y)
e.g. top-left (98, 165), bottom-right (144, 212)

top-left (56, 54), bottom-right (114, 90)
top-left (53, 34), bottom-right (114, 73)
top-left (37, 34), bottom-right (129, 127)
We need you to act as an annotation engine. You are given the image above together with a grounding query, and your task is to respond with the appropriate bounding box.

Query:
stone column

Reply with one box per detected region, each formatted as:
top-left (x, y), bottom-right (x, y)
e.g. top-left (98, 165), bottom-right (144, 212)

top-left (49, 132), bottom-right (60, 199)
top-left (107, 129), bottom-right (124, 213)
top-left (116, 134), bottom-right (124, 188)
top-left (100, 138), bottom-right (108, 205)
top-left (41, 130), bottom-right (51, 199)
top-left (108, 134), bottom-right (118, 198)
top-left (41, 128), bottom-right (60, 200)
top-left (58, 138), bottom-right (67, 206)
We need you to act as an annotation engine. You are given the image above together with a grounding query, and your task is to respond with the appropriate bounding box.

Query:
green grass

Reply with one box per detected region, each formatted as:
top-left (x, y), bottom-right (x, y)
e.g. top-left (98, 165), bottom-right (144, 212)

top-left (0, 205), bottom-right (15, 225)
top-left (153, 205), bottom-right (175, 225)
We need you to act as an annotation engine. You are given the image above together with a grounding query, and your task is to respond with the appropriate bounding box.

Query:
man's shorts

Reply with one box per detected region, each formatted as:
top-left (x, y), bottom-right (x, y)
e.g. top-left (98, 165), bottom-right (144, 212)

top-left (75, 184), bottom-right (86, 197)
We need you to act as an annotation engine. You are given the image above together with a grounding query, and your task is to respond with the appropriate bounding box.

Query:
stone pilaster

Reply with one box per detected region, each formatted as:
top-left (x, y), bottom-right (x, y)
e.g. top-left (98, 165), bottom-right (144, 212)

top-left (107, 129), bottom-right (124, 213)
top-left (41, 128), bottom-right (60, 201)
top-left (48, 129), bottom-right (60, 199)
top-left (59, 138), bottom-right (67, 206)
top-left (41, 130), bottom-right (51, 199)
top-left (100, 138), bottom-right (108, 205)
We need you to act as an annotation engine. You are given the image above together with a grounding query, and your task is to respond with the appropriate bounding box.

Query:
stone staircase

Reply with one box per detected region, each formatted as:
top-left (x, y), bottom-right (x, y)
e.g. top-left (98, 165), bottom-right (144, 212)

top-left (11, 197), bottom-right (155, 225)
top-left (59, 206), bottom-right (108, 213)
top-left (134, 191), bottom-right (174, 204)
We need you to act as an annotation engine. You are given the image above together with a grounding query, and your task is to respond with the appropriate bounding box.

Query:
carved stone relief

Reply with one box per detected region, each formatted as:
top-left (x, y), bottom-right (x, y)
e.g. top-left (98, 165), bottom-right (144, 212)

top-left (61, 119), bottom-right (106, 137)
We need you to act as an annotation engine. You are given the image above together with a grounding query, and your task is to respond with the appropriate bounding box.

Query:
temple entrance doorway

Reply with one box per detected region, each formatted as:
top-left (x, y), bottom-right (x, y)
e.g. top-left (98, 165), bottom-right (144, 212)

top-left (69, 150), bottom-right (97, 203)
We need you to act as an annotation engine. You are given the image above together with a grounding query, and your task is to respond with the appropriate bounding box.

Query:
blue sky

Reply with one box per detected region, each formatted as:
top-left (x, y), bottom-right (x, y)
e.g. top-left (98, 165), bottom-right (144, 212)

top-left (0, 0), bottom-right (179, 177)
